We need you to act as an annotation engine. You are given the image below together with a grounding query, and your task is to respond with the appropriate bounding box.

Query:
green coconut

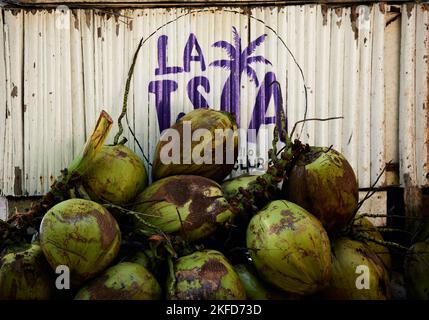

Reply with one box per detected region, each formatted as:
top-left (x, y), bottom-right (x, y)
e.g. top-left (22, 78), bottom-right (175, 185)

top-left (282, 147), bottom-right (358, 233)
top-left (82, 144), bottom-right (148, 205)
top-left (75, 262), bottom-right (161, 300)
top-left (40, 198), bottom-right (121, 286)
top-left (404, 240), bottom-right (429, 300)
top-left (167, 250), bottom-right (246, 300)
top-left (152, 108), bottom-right (238, 182)
top-left (351, 217), bottom-right (391, 272)
top-left (234, 263), bottom-right (296, 300)
top-left (221, 174), bottom-right (260, 200)
top-left (246, 200), bottom-right (332, 295)
top-left (0, 243), bottom-right (55, 300)
top-left (323, 237), bottom-right (390, 300)
top-left (133, 175), bottom-right (233, 241)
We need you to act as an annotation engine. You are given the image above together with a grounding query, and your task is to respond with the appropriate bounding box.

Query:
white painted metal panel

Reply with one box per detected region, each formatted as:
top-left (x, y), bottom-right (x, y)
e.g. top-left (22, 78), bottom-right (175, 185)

top-left (0, 4), bottom-right (428, 196)
top-left (415, 4), bottom-right (429, 187)
top-left (398, 3), bottom-right (429, 188)
top-left (2, 10), bottom-right (24, 196)
top-left (0, 10), bottom-right (6, 195)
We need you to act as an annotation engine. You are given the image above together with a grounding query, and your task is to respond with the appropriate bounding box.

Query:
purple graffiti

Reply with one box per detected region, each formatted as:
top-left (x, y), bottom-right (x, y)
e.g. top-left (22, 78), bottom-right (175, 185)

top-left (184, 34), bottom-right (206, 73)
top-left (187, 76), bottom-right (210, 109)
top-left (248, 72), bottom-right (286, 143)
top-left (155, 35), bottom-right (183, 75)
top-left (210, 27), bottom-right (272, 126)
top-left (149, 80), bottom-right (178, 131)
top-left (149, 28), bottom-right (288, 142)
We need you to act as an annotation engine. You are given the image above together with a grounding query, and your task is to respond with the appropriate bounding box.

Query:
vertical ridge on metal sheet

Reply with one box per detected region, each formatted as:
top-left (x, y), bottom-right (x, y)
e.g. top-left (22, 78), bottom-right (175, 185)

top-left (80, 9), bottom-right (96, 144)
top-left (315, 5), bottom-right (331, 148)
top-left (23, 10), bottom-right (39, 194)
top-left (131, 9), bottom-right (149, 170)
top-left (370, 3), bottom-right (386, 187)
top-left (71, 9), bottom-right (86, 158)
top-left (357, 5), bottom-right (373, 188)
top-left (328, 7), bottom-right (345, 153)
top-left (399, 4), bottom-right (417, 187)
top-left (342, 6), bottom-right (360, 180)
top-left (384, 4), bottom-right (401, 186)
top-left (3, 10), bottom-right (24, 196)
top-left (303, 4), bottom-right (316, 146)
top-left (415, 4), bottom-right (429, 187)
top-left (0, 9), bottom-right (7, 195)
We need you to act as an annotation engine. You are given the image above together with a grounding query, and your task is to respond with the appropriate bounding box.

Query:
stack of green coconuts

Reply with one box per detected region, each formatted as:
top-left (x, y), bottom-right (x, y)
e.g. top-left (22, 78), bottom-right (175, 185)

top-left (0, 108), bottom-right (419, 300)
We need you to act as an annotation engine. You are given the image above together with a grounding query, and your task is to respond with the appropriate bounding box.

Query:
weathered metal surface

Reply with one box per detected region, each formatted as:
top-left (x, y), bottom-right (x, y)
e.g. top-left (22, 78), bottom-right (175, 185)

top-left (0, 197), bottom-right (8, 221)
top-left (399, 4), bottom-right (429, 189)
top-left (0, 4), bottom-right (428, 196)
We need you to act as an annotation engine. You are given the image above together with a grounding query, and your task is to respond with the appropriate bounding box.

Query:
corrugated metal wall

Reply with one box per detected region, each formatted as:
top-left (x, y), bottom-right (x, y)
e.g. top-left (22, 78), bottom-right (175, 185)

top-left (0, 3), bottom-right (428, 196)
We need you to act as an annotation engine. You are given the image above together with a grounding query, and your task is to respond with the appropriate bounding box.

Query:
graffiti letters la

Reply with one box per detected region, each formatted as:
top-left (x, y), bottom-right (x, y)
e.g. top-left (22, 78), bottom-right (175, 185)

top-left (149, 27), bottom-right (285, 140)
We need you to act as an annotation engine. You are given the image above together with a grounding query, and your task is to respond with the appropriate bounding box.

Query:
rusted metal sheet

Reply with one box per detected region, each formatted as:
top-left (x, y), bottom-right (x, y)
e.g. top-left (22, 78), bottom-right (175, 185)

top-left (0, 4), bottom-right (428, 196)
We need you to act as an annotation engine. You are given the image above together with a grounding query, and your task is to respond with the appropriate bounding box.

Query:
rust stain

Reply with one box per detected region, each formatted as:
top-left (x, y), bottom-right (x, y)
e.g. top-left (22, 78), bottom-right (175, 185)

top-left (128, 20), bottom-right (133, 32)
top-left (379, 3), bottom-right (386, 15)
top-left (72, 10), bottom-right (79, 31)
top-left (14, 167), bottom-right (22, 196)
top-left (350, 6), bottom-right (359, 41)
top-left (335, 8), bottom-right (342, 28)
top-left (11, 85), bottom-right (18, 98)
top-left (406, 3), bottom-right (414, 19)
top-left (321, 5), bottom-right (328, 26)
top-left (335, 8), bottom-right (342, 18)
top-left (85, 11), bottom-right (92, 29)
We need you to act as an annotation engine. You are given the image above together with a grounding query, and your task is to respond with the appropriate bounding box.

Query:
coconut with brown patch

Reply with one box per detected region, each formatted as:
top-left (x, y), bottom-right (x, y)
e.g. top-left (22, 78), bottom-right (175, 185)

top-left (167, 250), bottom-right (246, 300)
top-left (323, 237), bottom-right (390, 300)
top-left (0, 243), bottom-right (55, 300)
top-left (282, 146), bottom-right (358, 233)
top-left (152, 108), bottom-right (238, 182)
top-left (133, 175), bottom-right (233, 241)
top-left (39, 198), bottom-right (121, 287)
top-left (351, 217), bottom-right (391, 272)
top-left (246, 200), bottom-right (332, 295)
top-left (75, 262), bottom-right (161, 300)
top-left (82, 144), bottom-right (148, 206)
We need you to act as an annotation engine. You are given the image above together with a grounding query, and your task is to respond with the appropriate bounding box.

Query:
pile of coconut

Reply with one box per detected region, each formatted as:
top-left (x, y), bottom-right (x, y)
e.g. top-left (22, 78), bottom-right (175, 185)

top-left (0, 108), bottom-right (427, 300)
